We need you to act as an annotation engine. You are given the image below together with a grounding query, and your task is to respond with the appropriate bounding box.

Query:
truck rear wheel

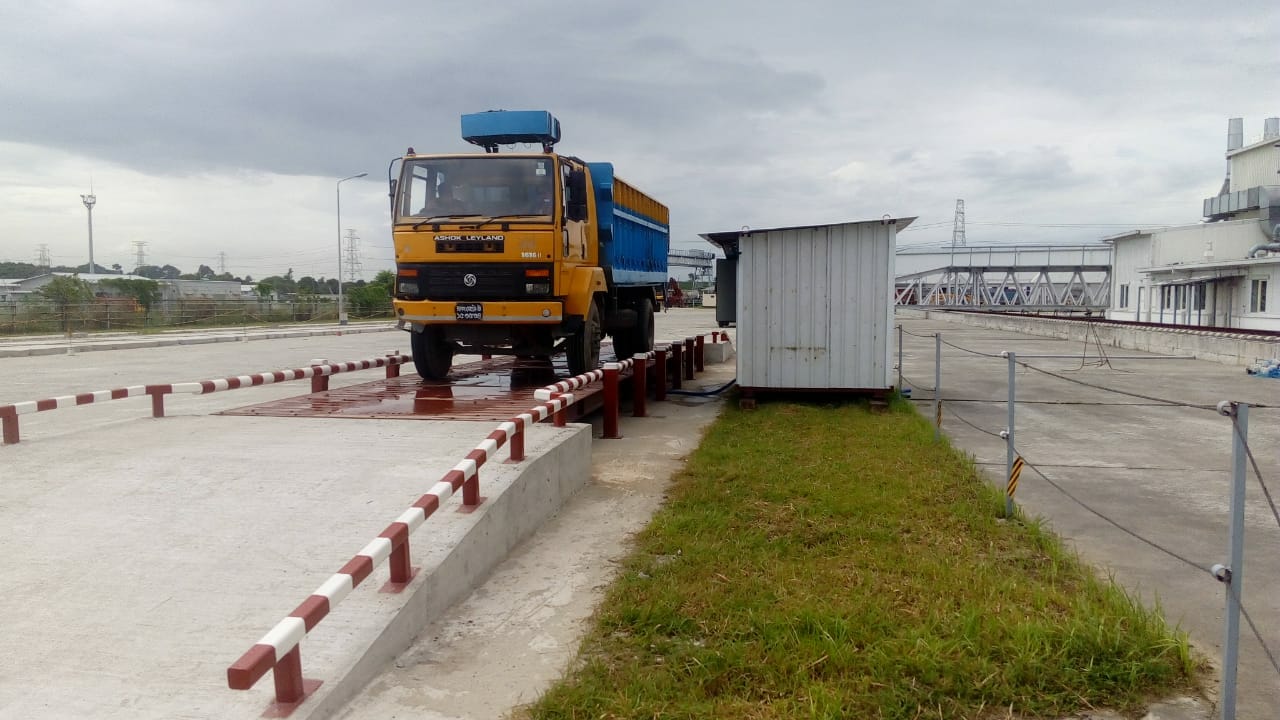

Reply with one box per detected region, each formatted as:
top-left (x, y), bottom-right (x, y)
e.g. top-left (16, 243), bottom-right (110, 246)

top-left (566, 302), bottom-right (602, 376)
top-left (410, 326), bottom-right (453, 380)
top-left (635, 298), bottom-right (654, 354)
top-left (611, 298), bottom-right (654, 361)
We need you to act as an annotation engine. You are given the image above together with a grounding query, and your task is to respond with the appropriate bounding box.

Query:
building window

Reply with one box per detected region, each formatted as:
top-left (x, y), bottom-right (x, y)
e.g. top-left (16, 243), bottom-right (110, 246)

top-left (1119, 284), bottom-right (1130, 308)
top-left (1160, 285), bottom-right (1172, 309)
top-left (1251, 279), bottom-right (1268, 313)
top-left (1194, 283), bottom-right (1207, 311)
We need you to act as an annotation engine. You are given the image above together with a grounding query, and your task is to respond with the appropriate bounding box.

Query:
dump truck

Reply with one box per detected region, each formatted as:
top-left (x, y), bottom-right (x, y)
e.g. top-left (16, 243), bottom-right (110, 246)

top-left (388, 110), bottom-right (670, 379)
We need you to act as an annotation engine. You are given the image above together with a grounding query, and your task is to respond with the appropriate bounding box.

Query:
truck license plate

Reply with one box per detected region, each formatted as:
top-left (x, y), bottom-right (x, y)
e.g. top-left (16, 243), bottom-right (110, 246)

top-left (455, 302), bottom-right (483, 321)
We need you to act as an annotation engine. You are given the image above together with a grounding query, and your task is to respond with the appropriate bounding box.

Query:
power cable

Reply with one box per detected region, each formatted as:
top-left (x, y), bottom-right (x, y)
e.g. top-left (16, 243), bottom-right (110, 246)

top-left (1016, 360), bottom-right (1223, 412)
top-left (1234, 584), bottom-right (1280, 679)
top-left (1017, 454), bottom-right (1215, 578)
top-left (940, 338), bottom-right (1003, 358)
top-left (942, 404), bottom-right (1004, 439)
top-left (1232, 415), bottom-right (1280, 533)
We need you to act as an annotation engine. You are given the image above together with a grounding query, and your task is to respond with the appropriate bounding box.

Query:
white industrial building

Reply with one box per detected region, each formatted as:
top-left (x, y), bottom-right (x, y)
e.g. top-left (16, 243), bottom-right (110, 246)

top-left (1107, 117), bottom-right (1280, 330)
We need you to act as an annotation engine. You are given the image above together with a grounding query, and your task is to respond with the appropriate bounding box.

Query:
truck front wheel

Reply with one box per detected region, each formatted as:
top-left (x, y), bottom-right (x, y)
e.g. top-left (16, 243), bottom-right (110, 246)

top-left (566, 302), bottom-right (602, 376)
top-left (410, 326), bottom-right (453, 380)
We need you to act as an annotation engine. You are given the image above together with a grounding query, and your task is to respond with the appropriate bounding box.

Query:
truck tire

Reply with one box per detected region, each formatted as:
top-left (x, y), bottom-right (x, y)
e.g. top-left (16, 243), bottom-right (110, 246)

top-left (635, 298), bottom-right (654, 353)
top-left (410, 326), bottom-right (453, 380)
top-left (566, 302), bottom-right (602, 376)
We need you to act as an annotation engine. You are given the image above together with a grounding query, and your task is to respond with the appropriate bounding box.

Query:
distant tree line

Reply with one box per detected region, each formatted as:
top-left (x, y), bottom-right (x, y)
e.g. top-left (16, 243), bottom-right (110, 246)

top-left (1, 261), bottom-right (393, 304)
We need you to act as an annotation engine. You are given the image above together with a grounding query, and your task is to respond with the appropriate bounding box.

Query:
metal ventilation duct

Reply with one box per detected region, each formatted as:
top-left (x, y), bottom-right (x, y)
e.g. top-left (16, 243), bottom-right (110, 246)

top-left (1265, 117), bottom-right (1280, 140)
top-left (1228, 118), bottom-right (1245, 151)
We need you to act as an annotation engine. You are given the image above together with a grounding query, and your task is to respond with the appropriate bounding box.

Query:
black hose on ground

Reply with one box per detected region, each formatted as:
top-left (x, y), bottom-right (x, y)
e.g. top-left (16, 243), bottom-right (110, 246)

top-left (666, 378), bottom-right (738, 397)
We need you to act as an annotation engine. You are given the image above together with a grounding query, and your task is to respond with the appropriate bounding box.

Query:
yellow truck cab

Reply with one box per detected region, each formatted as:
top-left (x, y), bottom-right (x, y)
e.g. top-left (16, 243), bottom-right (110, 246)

top-left (389, 110), bottom-right (669, 379)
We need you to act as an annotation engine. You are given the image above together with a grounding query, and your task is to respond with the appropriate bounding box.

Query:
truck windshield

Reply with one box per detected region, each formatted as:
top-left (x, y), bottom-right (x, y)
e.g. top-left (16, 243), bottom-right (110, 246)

top-left (397, 157), bottom-right (556, 222)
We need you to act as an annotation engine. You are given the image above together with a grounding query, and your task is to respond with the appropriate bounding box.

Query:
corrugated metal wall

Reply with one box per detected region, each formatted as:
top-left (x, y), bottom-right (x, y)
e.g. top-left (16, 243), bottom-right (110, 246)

top-left (1229, 145), bottom-right (1280, 192)
top-left (737, 221), bottom-right (895, 390)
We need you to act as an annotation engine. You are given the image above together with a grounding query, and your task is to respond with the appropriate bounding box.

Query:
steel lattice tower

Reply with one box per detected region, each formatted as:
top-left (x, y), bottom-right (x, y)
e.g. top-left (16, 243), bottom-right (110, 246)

top-left (952, 199), bottom-right (966, 247)
top-left (132, 241), bottom-right (148, 272)
top-left (343, 229), bottom-right (363, 282)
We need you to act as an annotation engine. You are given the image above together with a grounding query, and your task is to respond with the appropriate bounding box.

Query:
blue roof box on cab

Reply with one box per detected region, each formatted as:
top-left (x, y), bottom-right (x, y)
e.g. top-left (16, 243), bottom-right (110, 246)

top-left (461, 110), bottom-right (562, 149)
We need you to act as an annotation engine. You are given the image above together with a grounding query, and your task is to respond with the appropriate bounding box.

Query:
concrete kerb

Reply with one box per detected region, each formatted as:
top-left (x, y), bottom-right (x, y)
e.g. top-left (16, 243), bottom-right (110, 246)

top-left (0, 323), bottom-right (397, 358)
top-left (293, 424), bottom-right (591, 720)
top-left (901, 308), bottom-right (1280, 367)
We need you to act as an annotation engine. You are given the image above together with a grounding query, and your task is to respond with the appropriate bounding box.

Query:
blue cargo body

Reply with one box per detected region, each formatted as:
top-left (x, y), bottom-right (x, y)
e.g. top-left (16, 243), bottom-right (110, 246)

top-left (587, 162), bottom-right (669, 287)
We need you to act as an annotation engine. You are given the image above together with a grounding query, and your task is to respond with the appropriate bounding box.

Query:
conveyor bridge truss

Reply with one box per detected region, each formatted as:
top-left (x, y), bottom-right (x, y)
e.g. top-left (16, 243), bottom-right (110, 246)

top-left (895, 264), bottom-right (1111, 312)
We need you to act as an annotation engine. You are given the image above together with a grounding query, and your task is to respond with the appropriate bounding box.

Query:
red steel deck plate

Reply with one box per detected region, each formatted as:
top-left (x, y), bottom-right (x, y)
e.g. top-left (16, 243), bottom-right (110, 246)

top-left (218, 356), bottom-right (605, 422)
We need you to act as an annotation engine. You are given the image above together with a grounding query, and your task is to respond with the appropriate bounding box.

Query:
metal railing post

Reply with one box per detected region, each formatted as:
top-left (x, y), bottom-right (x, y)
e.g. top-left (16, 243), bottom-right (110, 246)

top-left (310, 359), bottom-right (330, 393)
top-left (1, 407), bottom-right (18, 445)
top-left (654, 347), bottom-right (668, 401)
top-left (694, 335), bottom-right (705, 372)
top-left (631, 353), bottom-right (648, 417)
top-left (933, 333), bottom-right (942, 442)
top-left (1002, 351), bottom-right (1016, 518)
top-left (272, 646), bottom-right (306, 705)
top-left (1216, 400), bottom-right (1248, 720)
top-left (670, 343), bottom-right (683, 390)
top-left (508, 420), bottom-right (525, 462)
top-left (602, 363), bottom-right (621, 439)
top-left (147, 386), bottom-right (168, 418)
top-left (551, 392), bottom-right (566, 427)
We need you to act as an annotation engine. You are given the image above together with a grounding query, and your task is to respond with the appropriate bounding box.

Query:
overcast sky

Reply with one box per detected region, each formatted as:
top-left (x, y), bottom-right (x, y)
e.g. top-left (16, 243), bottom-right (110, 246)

top-left (1, 0), bottom-right (1277, 280)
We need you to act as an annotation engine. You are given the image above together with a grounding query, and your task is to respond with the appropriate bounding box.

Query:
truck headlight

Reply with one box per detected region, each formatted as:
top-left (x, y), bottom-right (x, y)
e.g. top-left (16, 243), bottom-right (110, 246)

top-left (398, 281), bottom-right (419, 295)
top-left (525, 282), bottom-right (551, 294)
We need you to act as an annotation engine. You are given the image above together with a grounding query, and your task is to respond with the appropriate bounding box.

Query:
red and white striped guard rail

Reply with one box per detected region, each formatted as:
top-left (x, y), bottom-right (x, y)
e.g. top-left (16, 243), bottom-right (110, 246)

top-left (145, 355), bottom-right (410, 418)
top-left (0, 386), bottom-right (150, 445)
top-left (225, 376), bottom-right (581, 710)
top-left (0, 353), bottom-right (411, 445)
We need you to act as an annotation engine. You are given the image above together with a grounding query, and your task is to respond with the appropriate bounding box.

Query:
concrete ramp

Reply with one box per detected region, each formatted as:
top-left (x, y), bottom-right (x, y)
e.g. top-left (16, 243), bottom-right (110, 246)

top-left (0, 414), bottom-right (588, 719)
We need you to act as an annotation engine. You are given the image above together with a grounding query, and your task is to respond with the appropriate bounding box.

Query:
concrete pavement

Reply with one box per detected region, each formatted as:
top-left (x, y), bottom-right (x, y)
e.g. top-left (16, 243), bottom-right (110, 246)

top-left (0, 308), bottom-right (731, 720)
top-left (896, 309), bottom-right (1278, 719)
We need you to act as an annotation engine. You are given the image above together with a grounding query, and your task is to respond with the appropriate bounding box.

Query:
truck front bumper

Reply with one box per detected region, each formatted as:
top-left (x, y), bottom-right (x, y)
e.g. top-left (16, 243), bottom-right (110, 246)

top-left (395, 299), bottom-right (564, 325)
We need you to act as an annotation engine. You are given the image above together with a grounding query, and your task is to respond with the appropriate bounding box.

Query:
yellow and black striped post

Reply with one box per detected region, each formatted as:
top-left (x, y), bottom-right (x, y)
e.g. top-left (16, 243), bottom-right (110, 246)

top-left (1006, 455), bottom-right (1024, 499)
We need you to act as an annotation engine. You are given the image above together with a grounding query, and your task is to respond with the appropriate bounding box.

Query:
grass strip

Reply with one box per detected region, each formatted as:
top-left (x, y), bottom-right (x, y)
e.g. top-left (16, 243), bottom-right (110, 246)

top-left (524, 399), bottom-right (1196, 719)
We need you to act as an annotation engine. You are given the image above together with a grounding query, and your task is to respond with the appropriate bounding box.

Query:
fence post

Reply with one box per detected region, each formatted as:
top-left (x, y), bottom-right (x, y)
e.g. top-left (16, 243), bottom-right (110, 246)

top-left (632, 353), bottom-right (648, 417)
top-left (694, 335), bottom-right (705, 372)
top-left (934, 333), bottom-right (942, 442)
top-left (310, 359), bottom-right (329, 393)
top-left (1216, 401), bottom-right (1248, 720)
top-left (602, 363), bottom-right (621, 439)
top-left (385, 352), bottom-right (401, 379)
top-left (1002, 351), bottom-right (1016, 518)
top-left (654, 347), bottom-right (668, 401)
top-left (683, 337), bottom-right (695, 380)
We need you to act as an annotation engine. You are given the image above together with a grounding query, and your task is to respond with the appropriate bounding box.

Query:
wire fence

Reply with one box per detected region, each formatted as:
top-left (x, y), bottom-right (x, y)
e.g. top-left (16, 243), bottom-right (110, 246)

top-left (896, 323), bottom-right (1280, 701)
top-left (0, 298), bottom-right (395, 335)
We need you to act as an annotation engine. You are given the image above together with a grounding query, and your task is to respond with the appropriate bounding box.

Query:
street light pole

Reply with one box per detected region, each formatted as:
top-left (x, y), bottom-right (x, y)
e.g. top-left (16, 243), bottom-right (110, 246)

top-left (80, 193), bottom-right (97, 274)
top-left (336, 172), bottom-right (367, 325)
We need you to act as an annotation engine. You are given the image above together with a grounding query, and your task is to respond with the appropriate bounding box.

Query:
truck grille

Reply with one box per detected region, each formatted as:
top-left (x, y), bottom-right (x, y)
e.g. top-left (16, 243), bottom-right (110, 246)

top-left (401, 263), bottom-right (552, 300)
